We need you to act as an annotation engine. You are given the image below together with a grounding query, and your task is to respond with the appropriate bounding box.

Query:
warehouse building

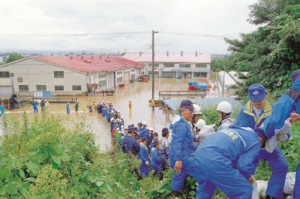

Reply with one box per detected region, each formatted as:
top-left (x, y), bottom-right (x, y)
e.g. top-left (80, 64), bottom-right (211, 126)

top-left (123, 52), bottom-right (211, 79)
top-left (0, 56), bottom-right (144, 96)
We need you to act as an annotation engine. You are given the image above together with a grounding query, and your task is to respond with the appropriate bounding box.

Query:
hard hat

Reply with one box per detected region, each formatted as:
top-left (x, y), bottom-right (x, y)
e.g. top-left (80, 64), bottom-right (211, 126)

top-left (195, 119), bottom-right (206, 129)
top-left (121, 125), bottom-right (124, 128)
top-left (111, 110), bottom-right (114, 113)
top-left (216, 101), bottom-right (232, 114)
top-left (111, 118), bottom-right (115, 121)
top-left (193, 104), bottom-right (202, 115)
top-left (149, 127), bottom-right (154, 131)
top-left (116, 128), bottom-right (119, 131)
top-left (142, 121), bottom-right (148, 125)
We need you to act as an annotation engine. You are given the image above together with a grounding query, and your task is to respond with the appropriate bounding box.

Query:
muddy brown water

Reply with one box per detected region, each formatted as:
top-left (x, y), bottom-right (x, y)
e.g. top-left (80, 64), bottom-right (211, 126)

top-left (1, 76), bottom-right (220, 151)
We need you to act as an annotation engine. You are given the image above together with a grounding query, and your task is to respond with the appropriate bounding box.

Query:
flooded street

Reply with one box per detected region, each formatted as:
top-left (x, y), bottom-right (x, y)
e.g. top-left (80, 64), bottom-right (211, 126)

top-left (2, 76), bottom-right (220, 151)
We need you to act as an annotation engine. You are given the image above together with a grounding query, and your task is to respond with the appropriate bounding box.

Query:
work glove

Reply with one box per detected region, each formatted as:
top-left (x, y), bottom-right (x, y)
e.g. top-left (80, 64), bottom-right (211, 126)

top-left (276, 132), bottom-right (288, 142)
top-left (146, 161), bottom-right (149, 165)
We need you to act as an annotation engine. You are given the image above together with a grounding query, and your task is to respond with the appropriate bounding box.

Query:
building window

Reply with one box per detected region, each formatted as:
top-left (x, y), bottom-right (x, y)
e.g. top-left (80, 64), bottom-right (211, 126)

top-left (117, 77), bottom-right (123, 83)
top-left (196, 64), bottom-right (207, 68)
top-left (149, 63), bottom-right (159, 68)
top-left (99, 80), bottom-right (106, 87)
top-left (19, 85), bottom-right (28, 92)
top-left (99, 74), bottom-right (106, 78)
top-left (0, 71), bottom-right (9, 78)
top-left (131, 69), bottom-right (135, 72)
top-left (72, 85), bottom-right (81, 91)
top-left (131, 74), bottom-right (135, 79)
top-left (141, 71), bottom-right (144, 75)
top-left (117, 71), bottom-right (122, 75)
top-left (179, 64), bottom-right (191, 68)
top-left (54, 71), bottom-right (64, 78)
top-left (36, 85), bottom-right (46, 91)
top-left (55, 86), bottom-right (64, 91)
top-left (164, 64), bottom-right (174, 67)
top-left (149, 71), bottom-right (159, 75)
top-left (201, 73), bottom-right (207, 78)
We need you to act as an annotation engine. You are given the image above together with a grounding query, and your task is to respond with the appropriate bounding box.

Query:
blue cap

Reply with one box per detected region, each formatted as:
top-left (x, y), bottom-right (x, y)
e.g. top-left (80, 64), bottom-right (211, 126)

top-left (153, 141), bottom-right (159, 147)
top-left (180, 100), bottom-right (194, 110)
top-left (162, 128), bottom-right (169, 136)
top-left (291, 70), bottom-right (300, 83)
top-left (248, 84), bottom-right (266, 102)
top-left (154, 132), bottom-right (158, 136)
top-left (137, 135), bottom-right (142, 139)
top-left (125, 127), bottom-right (135, 132)
top-left (138, 122), bottom-right (142, 126)
top-left (142, 137), bottom-right (147, 142)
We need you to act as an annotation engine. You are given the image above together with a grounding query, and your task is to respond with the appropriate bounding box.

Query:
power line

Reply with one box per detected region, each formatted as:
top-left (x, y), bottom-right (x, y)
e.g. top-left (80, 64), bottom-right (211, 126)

top-left (159, 31), bottom-right (238, 38)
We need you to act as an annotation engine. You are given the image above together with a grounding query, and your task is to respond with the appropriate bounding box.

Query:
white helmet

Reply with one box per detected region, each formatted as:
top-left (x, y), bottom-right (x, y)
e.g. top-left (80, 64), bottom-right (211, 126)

top-left (116, 128), bottom-right (119, 131)
top-left (149, 127), bottom-right (154, 131)
top-left (121, 125), bottom-right (124, 128)
top-left (111, 118), bottom-right (115, 121)
top-left (142, 121), bottom-right (148, 125)
top-left (195, 119), bottom-right (206, 129)
top-left (216, 101), bottom-right (232, 114)
top-left (193, 104), bottom-right (202, 115)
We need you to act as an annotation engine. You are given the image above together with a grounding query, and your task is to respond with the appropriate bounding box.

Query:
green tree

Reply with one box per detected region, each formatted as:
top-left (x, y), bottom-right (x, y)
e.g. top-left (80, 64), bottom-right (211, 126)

top-left (224, 1), bottom-right (300, 99)
top-left (6, 53), bottom-right (24, 63)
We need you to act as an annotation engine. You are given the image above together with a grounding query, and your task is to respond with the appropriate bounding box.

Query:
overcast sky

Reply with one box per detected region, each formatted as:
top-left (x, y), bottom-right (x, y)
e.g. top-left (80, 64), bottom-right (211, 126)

top-left (0, 0), bottom-right (259, 54)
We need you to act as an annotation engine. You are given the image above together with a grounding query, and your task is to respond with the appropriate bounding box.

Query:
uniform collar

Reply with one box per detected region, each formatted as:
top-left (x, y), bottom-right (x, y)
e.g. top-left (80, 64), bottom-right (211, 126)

top-left (244, 100), bottom-right (273, 126)
top-left (291, 78), bottom-right (300, 89)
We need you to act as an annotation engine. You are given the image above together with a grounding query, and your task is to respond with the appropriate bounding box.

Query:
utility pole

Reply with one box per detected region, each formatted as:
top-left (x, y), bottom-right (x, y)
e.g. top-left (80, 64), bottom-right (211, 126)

top-left (152, 30), bottom-right (158, 100)
top-left (222, 65), bottom-right (225, 98)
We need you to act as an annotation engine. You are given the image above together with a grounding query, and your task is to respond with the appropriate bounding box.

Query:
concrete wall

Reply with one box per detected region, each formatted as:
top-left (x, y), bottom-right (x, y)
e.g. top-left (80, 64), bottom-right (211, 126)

top-left (0, 59), bottom-right (87, 96)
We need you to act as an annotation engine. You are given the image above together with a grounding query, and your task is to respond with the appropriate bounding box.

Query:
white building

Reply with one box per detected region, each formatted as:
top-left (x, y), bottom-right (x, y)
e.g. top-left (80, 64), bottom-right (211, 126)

top-left (0, 56), bottom-right (144, 97)
top-left (123, 52), bottom-right (211, 79)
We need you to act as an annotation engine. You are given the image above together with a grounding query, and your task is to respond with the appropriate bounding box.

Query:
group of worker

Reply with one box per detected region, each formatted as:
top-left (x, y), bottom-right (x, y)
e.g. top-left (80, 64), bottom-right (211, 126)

top-left (31, 98), bottom-right (50, 113)
top-left (168, 69), bottom-right (300, 199)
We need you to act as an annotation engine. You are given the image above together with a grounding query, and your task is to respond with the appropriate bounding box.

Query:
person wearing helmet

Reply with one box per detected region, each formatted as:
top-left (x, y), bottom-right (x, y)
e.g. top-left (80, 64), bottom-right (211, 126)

top-left (119, 117), bottom-right (124, 130)
top-left (192, 104), bottom-right (203, 148)
top-left (139, 121), bottom-right (149, 138)
top-left (195, 119), bottom-right (206, 132)
top-left (137, 122), bottom-right (143, 133)
top-left (216, 101), bottom-right (235, 131)
top-left (236, 84), bottom-right (289, 199)
top-left (159, 128), bottom-right (171, 171)
top-left (139, 137), bottom-right (150, 177)
top-left (110, 118), bottom-right (115, 134)
top-left (194, 126), bottom-right (265, 199)
top-left (146, 127), bottom-right (154, 153)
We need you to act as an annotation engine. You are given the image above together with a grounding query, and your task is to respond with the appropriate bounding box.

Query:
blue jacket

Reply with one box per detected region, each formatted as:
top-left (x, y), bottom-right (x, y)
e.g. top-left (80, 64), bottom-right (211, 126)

top-left (119, 120), bottom-right (124, 129)
top-left (31, 102), bottom-right (38, 108)
top-left (121, 135), bottom-right (141, 157)
top-left (170, 117), bottom-right (196, 168)
top-left (138, 127), bottom-right (143, 133)
top-left (151, 147), bottom-right (161, 171)
top-left (102, 108), bottom-right (106, 116)
top-left (106, 111), bottom-right (111, 120)
top-left (236, 100), bottom-right (274, 129)
top-left (139, 143), bottom-right (149, 164)
top-left (150, 139), bottom-right (158, 152)
top-left (194, 125), bottom-right (261, 179)
top-left (263, 78), bottom-right (300, 138)
top-left (146, 133), bottom-right (154, 150)
top-left (66, 104), bottom-right (69, 110)
top-left (99, 104), bottom-right (103, 111)
top-left (0, 105), bottom-right (4, 116)
top-left (111, 121), bottom-right (115, 132)
top-left (139, 127), bottom-right (149, 138)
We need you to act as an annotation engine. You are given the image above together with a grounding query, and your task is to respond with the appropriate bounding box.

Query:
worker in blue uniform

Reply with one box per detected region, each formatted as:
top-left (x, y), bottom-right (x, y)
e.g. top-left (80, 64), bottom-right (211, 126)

top-left (31, 100), bottom-right (38, 113)
top-left (138, 122), bottom-right (143, 133)
top-left (170, 100), bottom-right (200, 197)
top-left (139, 121), bottom-right (149, 138)
top-left (110, 118), bottom-right (115, 134)
top-left (106, 110), bottom-right (111, 122)
top-left (0, 102), bottom-right (4, 117)
top-left (236, 84), bottom-right (289, 199)
top-left (139, 138), bottom-right (150, 177)
top-left (146, 127), bottom-right (154, 153)
top-left (194, 126), bottom-right (264, 199)
top-left (261, 70), bottom-right (300, 199)
top-left (150, 132), bottom-right (159, 151)
top-left (119, 117), bottom-right (124, 130)
top-left (121, 127), bottom-right (143, 180)
top-left (159, 128), bottom-right (171, 171)
top-left (151, 141), bottom-right (163, 180)
top-left (66, 102), bottom-right (70, 114)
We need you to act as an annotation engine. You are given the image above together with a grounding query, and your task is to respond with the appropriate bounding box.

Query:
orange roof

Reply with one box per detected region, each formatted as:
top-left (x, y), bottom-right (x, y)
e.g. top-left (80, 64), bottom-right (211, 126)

top-left (33, 56), bottom-right (144, 73)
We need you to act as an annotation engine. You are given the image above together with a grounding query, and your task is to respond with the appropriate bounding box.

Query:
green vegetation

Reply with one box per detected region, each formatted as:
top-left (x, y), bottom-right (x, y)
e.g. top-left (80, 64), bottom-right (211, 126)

top-left (5, 53), bottom-right (25, 63)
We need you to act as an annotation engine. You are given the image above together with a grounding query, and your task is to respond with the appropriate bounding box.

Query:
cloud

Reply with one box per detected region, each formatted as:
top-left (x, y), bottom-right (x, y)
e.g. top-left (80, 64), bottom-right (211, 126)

top-left (0, 0), bottom-right (259, 54)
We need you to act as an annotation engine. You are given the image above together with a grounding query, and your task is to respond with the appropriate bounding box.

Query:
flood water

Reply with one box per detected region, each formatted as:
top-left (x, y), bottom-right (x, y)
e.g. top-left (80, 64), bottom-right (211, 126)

top-left (1, 75), bottom-right (221, 151)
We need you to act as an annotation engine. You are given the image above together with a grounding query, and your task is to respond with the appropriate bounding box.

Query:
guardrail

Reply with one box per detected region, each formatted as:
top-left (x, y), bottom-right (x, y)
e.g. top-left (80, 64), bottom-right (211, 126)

top-left (22, 97), bottom-right (77, 103)
top-left (159, 90), bottom-right (206, 97)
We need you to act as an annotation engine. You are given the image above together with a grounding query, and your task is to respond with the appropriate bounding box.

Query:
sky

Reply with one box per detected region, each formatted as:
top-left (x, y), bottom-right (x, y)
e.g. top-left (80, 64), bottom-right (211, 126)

top-left (0, 0), bottom-right (259, 54)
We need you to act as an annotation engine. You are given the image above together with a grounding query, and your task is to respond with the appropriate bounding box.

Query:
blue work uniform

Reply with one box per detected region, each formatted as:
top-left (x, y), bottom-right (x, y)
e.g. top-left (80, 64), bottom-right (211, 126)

top-left (236, 100), bottom-right (289, 199)
top-left (194, 125), bottom-right (261, 199)
top-left (139, 127), bottom-right (149, 138)
top-left (151, 147), bottom-right (162, 179)
top-left (170, 117), bottom-right (197, 192)
top-left (66, 104), bottom-right (70, 114)
top-left (119, 120), bottom-right (124, 130)
top-left (0, 105), bottom-right (4, 116)
top-left (31, 102), bottom-right (38, 113)
top-left (146, 133), bottom-right (154, 152)
top-left (150, 139), bottom-right (158, 152)
top-left (106, 111), bottom-right (111, 122)
top-left (121, 135), bottom-right (141, 157)
top-left (102, 107), bottom-right (106, 116)
top-left (139, 143), bottom-right (149, 177)
top-left (260, 78), bottom-right (300, 198)
top-left (138, 127), bottom-right (143, 134)
top-left (111, 120), bottom-right (115, 134)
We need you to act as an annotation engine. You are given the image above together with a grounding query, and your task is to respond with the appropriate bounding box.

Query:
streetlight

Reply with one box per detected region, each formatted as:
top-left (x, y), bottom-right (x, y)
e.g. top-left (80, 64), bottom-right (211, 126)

top-left (152, 30), bottom-right (159, 100)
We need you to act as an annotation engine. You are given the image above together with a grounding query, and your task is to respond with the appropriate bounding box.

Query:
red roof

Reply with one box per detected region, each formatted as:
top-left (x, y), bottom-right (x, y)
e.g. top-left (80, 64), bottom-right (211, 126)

top-left (32, 56), bottom-right (144, 73)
